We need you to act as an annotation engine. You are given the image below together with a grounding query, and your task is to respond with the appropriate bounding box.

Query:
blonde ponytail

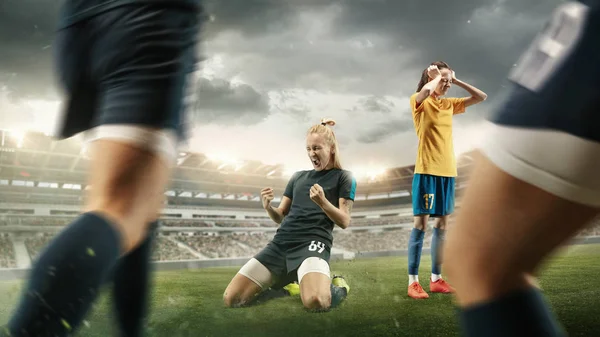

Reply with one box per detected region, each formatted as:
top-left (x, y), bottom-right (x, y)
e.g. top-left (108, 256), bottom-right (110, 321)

top-left (320, 118), bottom-right (336, 127)
top-left (307, 118), bottom-right (342, 169)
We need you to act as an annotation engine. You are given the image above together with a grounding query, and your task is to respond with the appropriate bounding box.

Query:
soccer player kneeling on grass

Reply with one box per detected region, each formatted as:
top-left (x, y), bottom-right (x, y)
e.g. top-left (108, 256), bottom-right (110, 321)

top-left (223, 119), bottom-right (356, 311)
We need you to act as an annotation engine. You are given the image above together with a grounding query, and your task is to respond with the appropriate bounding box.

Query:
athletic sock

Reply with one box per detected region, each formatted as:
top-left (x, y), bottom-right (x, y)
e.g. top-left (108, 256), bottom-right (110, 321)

top-left (459, 287), bottom-right (567, 337)
top-left (409, 275), bottom-right (419, 285)
top-left (431, 273), bottom-right (441, 282)
top-left (112, 221), bottom-right (158, 337)
top-left (7, 212), bottom-right (121, 336)
top-left (431, 227), bottom-right (444, 276)
top-left (329, 283), bottom-right (348, 309)
top-left (408, 228), bottom-right (425, 281)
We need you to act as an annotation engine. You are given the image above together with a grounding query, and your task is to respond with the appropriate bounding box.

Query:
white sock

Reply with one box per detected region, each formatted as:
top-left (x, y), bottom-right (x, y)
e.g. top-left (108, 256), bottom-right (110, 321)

top-left (409, 275), bottom-right (419, 285)
top-left (431, 273), bottom-right (441, 282)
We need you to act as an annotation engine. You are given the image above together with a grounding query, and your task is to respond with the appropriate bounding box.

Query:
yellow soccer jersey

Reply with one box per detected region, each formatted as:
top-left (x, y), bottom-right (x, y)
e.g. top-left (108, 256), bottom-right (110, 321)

top-left (410, 93), bottom-right (466, 177)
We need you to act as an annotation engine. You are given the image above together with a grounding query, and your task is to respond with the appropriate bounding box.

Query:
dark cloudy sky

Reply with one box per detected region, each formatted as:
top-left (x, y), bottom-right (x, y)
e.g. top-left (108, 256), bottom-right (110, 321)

top-left (0, 0), bottom-right (563, 173)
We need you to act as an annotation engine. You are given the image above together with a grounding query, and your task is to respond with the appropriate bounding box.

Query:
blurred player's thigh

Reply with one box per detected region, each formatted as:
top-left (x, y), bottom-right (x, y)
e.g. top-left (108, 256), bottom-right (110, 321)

top-left (53, 3), bottom-right (202, 251)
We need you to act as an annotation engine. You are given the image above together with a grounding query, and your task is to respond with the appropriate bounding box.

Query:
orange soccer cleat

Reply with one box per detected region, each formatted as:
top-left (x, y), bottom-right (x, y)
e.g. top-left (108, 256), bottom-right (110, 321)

top-left (429, 278), bottom-right (454, 294)
top-left (408, 282), bottom-right (430, 299)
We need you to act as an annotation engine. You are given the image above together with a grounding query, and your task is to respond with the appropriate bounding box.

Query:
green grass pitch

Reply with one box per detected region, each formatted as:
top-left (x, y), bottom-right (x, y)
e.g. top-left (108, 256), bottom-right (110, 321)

top-left (1, 244), bottom-right (599, 337)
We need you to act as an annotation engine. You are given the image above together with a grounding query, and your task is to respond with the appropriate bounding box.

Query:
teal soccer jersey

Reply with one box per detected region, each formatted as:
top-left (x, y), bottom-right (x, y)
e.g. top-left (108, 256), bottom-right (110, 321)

top-left (273, 169), bottom-right (356, 247)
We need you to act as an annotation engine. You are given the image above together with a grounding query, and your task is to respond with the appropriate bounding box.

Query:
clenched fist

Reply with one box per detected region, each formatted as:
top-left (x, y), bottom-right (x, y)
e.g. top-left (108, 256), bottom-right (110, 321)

top-left (309, 184), bottom-right (326, 206)
top-left (261, 187), bottom-right (274, 210)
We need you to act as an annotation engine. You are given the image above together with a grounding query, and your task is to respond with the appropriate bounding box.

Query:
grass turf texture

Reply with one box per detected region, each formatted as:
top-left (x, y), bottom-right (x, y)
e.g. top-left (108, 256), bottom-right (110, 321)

top-left (1, 244), bottom-right (599, 337)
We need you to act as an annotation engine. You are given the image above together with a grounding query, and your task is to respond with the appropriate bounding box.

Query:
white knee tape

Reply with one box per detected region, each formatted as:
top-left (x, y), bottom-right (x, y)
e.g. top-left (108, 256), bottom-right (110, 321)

top-left (297, 257), bottom-right (330, 284)
top-left (238, 258), bottom-right (274, 289)
top-left (82, 125), bottom-right (178, 166)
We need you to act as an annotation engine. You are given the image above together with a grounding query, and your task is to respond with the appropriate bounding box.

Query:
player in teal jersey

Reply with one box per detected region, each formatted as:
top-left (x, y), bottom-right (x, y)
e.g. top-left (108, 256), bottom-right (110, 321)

top-left (223, 119), bottom-right (356, 311)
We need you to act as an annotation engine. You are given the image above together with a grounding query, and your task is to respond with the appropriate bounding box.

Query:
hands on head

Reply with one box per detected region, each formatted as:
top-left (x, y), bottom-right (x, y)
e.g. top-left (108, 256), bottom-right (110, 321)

top-left (427, 65), bottom-right (457, 82)
top-left (427, 65), bottom-right (442, 80)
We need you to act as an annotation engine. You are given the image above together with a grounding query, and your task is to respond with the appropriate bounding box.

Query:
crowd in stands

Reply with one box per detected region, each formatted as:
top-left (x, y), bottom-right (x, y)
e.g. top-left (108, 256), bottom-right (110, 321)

top-left (0, 234), bottom-right (16, 268)
top-left (0, 214), bottom-right (415, 228)
top-left (162, 220), bottom-right (211, 227)
top-left (214, 222), bottom-right (259, 228)
top-left (351, 215), bottom-right (413, 227)
top-left (0, 216), bottom-right (599, 268)
top-left (151, 236), bottom-right (198, 261)
top-left (231, 232), bottom-right (274, 250)
top-left (334, 229), bottom-right (421, 253)
top-left (24, 234), bottom-right (55, 261)
top-left (174, 234), bottom-right (255, 258)
top-left (0, 216), bottom-right (73, 227)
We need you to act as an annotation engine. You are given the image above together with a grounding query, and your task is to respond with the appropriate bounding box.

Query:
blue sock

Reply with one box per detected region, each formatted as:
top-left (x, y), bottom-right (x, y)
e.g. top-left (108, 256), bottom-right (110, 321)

top-left (329, 283), bottom-right (348, 309)
top-left (7, 212), bottom-right (121, 336)
top-left (408, 228), bottom-right (425, 276)
top-left (459, 287), bottom-right (567, 337)
top-left (431, 227), bottom-right (444, 275)
top-left (111, 221), bottom-right (157, 337)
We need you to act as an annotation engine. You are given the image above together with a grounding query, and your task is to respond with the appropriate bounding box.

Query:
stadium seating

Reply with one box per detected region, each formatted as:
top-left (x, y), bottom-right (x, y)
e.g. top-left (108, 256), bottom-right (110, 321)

top-left (1, 216), bottom-right (599, 267)
top-left (1, 132), bottom-right (599, 269)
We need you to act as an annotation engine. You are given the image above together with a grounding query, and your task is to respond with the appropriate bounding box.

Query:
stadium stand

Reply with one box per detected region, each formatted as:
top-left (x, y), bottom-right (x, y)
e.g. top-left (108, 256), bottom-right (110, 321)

top-left (1, 130), bottom-right (599, 276)
top-left (0, 234), bottom-right (16, 268)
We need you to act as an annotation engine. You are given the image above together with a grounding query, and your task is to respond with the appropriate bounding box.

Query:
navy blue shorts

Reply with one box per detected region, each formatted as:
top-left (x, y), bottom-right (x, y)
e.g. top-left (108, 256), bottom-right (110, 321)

top-left (412, 174), bottom-right (455, 217)
top-left (481, 1), bottom-right (600, 207)
top-left (491, 0), bottom-right (600, 140)
top-left (255, 240), bottom-right (331, 289)
top-left (54, 3), bottom-right (202, 141)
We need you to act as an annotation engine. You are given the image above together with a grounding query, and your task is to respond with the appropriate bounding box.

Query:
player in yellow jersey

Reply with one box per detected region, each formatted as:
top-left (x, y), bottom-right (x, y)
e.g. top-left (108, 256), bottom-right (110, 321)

top-left (407, 61), bottom-right (487, 299)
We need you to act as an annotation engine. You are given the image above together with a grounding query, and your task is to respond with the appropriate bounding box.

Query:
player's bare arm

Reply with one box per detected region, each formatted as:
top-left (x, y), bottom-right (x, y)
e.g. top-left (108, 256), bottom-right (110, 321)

top-left (340, 198), bottom-right (354, 226)
top-left (309, 184), bottom-right (351, 229)
top-left (452, 71), bottom-right (487, 107)
top-left (416, 65), bottom-right (443, 104)
top-left (261, 187), bottom-right (290, 224)
top-left (341, 198), bottom-right (354, 215)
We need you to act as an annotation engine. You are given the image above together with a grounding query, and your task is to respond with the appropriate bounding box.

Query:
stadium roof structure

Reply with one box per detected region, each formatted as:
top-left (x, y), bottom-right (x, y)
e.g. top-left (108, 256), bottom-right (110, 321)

top-left (0, 130), bottom-right (478, 207)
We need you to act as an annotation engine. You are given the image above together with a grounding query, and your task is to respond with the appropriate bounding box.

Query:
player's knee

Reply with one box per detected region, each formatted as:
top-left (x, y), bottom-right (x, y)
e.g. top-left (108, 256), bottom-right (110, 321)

top-left (302, 292), bottom-right (331, 311)
top-left (85, 139), bottom-right (173, 253)
top-left (433, 216), bottom-right (448, 229)
top-left (88, 209), bottom-right (149, 253)
top-left (223, 291), bottom-right (244, 308)
top-left (413, 216), bottom-right (428, 231)
top-left (298, 258), bottom-right (332, 311)
top-left (223, 283), bottom-right (246, 308)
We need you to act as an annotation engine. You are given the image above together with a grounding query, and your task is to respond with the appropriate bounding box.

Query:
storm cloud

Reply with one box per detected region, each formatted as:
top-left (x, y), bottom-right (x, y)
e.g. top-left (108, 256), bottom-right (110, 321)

top-left (192, 77), bottom-right (270, 125)
top-left (0, 0), bottom-right (566, 167)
